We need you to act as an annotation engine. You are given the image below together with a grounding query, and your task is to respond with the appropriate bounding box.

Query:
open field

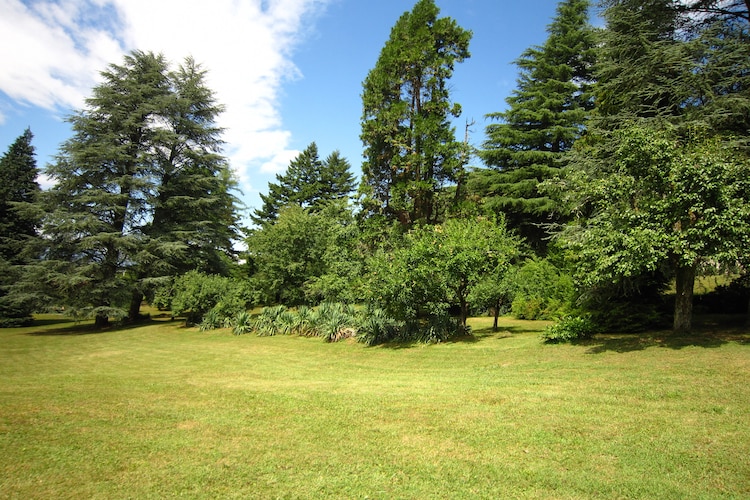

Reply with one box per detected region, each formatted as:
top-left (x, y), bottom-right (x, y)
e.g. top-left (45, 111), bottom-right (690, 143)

top-left (1, 315), bottom-right (749, 499)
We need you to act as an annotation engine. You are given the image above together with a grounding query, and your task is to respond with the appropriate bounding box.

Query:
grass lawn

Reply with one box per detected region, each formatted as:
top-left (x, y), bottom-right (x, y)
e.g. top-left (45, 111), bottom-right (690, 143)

top-left (1, 314), bottom-right (749, 499)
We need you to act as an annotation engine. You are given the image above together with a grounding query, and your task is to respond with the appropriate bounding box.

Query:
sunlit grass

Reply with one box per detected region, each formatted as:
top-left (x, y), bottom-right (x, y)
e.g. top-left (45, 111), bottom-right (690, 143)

top-left (1, 314), bottom-right (748, 498)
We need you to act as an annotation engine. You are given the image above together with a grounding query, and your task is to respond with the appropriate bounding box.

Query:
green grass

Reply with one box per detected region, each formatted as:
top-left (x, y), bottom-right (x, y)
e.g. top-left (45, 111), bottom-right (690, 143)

top-left (1, 314), bottom-right (749, 499)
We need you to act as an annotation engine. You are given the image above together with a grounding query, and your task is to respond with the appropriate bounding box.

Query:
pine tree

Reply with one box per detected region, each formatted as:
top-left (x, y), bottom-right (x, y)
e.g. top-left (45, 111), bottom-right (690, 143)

top-left (359, 0), bottom-right (471, 227)
top-left (250, 142), bottom-right (355, 226)
top-left (0, 129), bottom-right (40, 326)
top-left (472, 0), bottom-right (597, 254)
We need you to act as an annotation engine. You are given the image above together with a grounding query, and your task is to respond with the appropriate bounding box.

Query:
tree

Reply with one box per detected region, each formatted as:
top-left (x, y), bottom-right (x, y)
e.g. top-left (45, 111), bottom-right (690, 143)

top-left (38, 51), bottom-right (241, 327)
top-left (551, 0), bottom-right (750, 332)
top-left (472, 0), bottom-right (597, 254)
top-left (0, 129), bottom-right (40, 326)
top-left (246, 204), bottom-right (353, 306)
top-left (365, 216), bottom-right (520, 336)
top-left (136, 57), bottom-right (241, 318)
top-left (251, 142), bottom-right (355, 226)
top-left (360, 0), bottom-right (471, 227)
top-left (554, 124), bottom-right (750, 332)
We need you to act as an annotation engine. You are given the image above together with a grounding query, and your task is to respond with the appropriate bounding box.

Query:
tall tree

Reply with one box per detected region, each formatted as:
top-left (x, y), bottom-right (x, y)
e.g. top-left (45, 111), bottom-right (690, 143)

top-left (0, 129), bottom-right (40, 326)
top-left (473, 0), bottom-right (597, 254)
top-left (553, 0), bottom-right (750, 332)
top-left (38, 51), bottom-right (241, 327)
top-left (360, 0), bottom-right (471, 227)
top-left (250, 142), bottom-right (355, 226)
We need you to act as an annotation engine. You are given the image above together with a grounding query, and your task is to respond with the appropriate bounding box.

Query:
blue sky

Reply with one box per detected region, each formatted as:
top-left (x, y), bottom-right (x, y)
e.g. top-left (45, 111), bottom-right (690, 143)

top-left (0, 0), bottom-right (578, 217)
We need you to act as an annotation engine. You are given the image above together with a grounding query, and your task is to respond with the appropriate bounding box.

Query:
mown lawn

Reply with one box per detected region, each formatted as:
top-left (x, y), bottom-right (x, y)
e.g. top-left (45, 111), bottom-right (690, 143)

top-left (1, 314), bottom-right (748, 499)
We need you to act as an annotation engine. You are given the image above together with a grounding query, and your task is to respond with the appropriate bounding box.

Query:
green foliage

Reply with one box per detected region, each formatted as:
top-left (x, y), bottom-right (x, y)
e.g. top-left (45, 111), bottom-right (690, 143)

top-left (231, 311), bottom-right (254, 336)
top-left (508, 258), bottom-right (574, 320)
top-left (364, 216), bottom-right (520, 339)
top-left (0, 128), bottom-right (41, 326)
top-left (541, 315), bottom-right (596, 343)
top-left (360, 0), bottom-right (471, 225)
top-left (251, 143), bottom-right (355, 226)
top-left (474, 0), bottom-right (596, 253)
top-left (554, 123), bottom-right (750, 331)
top-left (356, 306), bottom-right (404, 346)
top-left (247, 204), bottom-right (360, 306)
top-left (170, 271), bottom-right (249, 325)
top-left (253, 305), bottom-right (289, 337)
top-left (36, 51), bottom-right (241, 327)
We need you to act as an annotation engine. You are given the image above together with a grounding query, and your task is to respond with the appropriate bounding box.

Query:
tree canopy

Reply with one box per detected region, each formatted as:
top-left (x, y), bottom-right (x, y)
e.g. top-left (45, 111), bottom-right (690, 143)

top-left (251, 142), bottom-right (355, 226)
top-left (0, 129), bottom-right (40, 326)
top-left (472, 0), bottom-right (597, 254)
top-left (36, 50), bottom-right (241, 326)
top-left (360, 0), bottom-right (472, 227)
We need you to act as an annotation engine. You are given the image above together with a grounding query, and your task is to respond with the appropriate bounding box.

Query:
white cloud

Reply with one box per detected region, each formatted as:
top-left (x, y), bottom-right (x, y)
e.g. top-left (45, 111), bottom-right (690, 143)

top-left (0, 0), bottom-right (329, 199)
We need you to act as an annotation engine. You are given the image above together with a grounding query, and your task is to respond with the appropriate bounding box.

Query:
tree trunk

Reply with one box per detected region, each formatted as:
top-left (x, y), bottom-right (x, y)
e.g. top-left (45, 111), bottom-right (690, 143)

top-left (128, 289), bottom-right (144, 323)
top-left (459, 298), bottom-right (469, 331)
top-left (673, 262), bottom-right (696, 333)
top-left (492, 300), bottom-right (500, 332)
top-left (94, 313), bottom-right (109, 329)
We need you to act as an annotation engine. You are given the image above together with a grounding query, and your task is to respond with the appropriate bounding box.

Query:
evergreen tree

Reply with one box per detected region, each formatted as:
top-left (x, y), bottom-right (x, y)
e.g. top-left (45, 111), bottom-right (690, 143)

top-left (38, 51), bottom-right (241, 327)
top-left (359, 0), bottom-right (471, 227)
top-left (250, 142), bottom-right (355, 226)
top-left (0, 129), bottom-right (40, 326)
top-left (471, 0), bottom-right (597, 254)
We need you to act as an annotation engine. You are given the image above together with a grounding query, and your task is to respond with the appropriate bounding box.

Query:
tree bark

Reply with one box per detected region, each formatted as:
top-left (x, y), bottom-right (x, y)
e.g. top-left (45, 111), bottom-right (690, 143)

top-left (492, 304), bottom-right (499, 332)
top-left (94, 313), bottom-right (109, 329)
top-left (673, 261), bottom-right (697, 333)
top-left (128, 289), bottom-right (144, 323)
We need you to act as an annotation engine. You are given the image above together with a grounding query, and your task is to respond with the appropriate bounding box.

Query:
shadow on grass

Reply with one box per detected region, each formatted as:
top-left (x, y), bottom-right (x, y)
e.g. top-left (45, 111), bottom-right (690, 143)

top-left (373, 325), bottom-right (527, 349)
top-left (581, 314), bottom-right (749, 354)
top-left (25, 316), bottom-right (181, 336)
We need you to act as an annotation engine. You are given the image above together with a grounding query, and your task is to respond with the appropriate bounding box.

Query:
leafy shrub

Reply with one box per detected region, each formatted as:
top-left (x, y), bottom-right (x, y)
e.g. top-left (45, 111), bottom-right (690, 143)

top-left (542, 316), bottom-right (596, 343)
top-left (316, 302), bottom-right (357, 342)
top-left (170, 271), bottom-right (251, 325)
top-left (509, 259), bottom-right (574, 320)
top-left (294, 306), bottom-right (318, 337)
top-left (199, 308), bottom-right (224, 332)
top-left (356, 307), bottom-right (403, 346)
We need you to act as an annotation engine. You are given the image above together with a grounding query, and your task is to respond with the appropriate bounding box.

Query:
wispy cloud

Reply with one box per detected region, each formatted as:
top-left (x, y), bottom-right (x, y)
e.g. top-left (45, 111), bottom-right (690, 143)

top-left (0, 0), bottom-right (330, 194)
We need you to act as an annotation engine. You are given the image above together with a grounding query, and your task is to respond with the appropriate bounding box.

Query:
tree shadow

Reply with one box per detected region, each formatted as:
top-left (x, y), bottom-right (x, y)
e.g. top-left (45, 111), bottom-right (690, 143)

top-left (24, 315), bottom-right (181, 336)
top-left (581, 315), bottom-right (749, 354)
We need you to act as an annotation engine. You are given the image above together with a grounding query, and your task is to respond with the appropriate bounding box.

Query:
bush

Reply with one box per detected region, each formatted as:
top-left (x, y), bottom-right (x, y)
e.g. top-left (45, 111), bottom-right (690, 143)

top-left (170, 271), bottom-right (251, 325)
top-left (254, 305), bottom-right (288, 336)
top-left (542, 316), bottom-right (596, 344)
top-left (356, 307), bottom-right (403, 346)
top-left (509, 259), bottom-right (574, 320)
top-left (199, 308), bottom-right (224, 332)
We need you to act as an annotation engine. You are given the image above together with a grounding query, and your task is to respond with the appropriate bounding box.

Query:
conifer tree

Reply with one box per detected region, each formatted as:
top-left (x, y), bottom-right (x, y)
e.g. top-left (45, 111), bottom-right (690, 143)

top-left (251, 142), bottom-right (355, 226)
top-left (0, 129), bottom-right (40, 326)
top-left (472, 0), bottom-right (596, 254)
top-left (38, 51), bottom-right (241, 326)
top-left (360, 0), bottom-right (471, 227)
